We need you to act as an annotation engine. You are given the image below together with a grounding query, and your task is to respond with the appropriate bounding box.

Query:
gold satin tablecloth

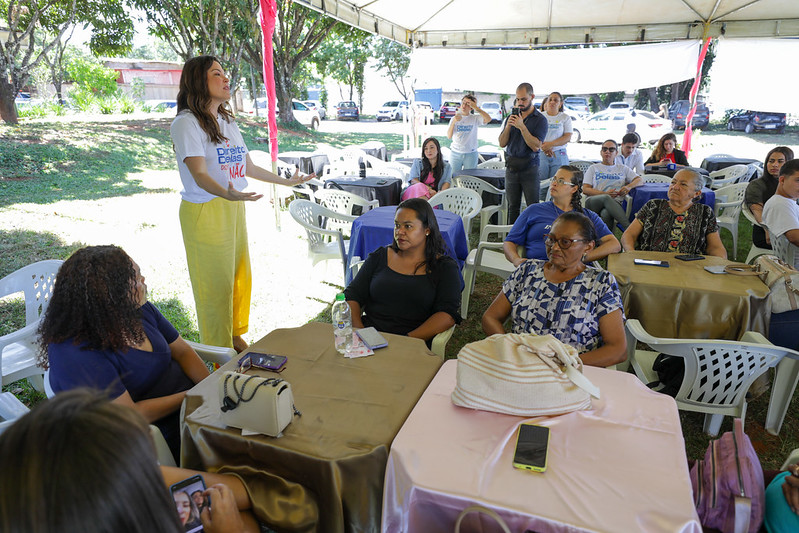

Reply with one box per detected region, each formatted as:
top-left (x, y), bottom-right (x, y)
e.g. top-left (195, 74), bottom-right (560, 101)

top-left (608, 251), bottom-right (770, 339)
top-left (181, 322), bottom-right (442, 533)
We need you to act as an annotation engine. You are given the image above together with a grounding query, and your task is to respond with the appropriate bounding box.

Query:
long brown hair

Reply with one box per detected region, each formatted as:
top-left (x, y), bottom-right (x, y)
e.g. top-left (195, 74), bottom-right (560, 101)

top-left (650, 133), bottom-right (678, 162)
top-left (176, 55), bottom-right (234, 144)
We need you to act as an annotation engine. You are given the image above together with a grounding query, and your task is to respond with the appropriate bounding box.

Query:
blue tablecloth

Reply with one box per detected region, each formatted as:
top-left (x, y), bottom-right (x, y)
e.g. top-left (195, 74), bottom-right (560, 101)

top-left (627, 183), bottom-right (716, 221)
top-left (346, 206), bottom-right (470, 283)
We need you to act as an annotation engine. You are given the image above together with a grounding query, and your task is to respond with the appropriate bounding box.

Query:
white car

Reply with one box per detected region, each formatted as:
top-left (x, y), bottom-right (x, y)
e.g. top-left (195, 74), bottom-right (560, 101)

top-left (571, 109), bottom-right (672, 145)
top-left (482, 102), bottom-right (503, 123)
top-left (250, 98), bottom-right (320, 129)
top-left (377, 100), bottom-right (409, 121)
top-left (302, 100), bottom-right (326, 120)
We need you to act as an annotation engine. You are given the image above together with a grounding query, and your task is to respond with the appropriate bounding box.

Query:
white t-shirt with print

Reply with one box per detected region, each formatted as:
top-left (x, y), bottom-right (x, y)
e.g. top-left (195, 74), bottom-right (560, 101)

top-left (449, 114), bottom-right (482, 154)
top-left (584, 163), bottom-right (639, 193)
top-left (542, 111), bottom-right (573, 145)
top-left (763, 194), bottom-right (799, 269)
top-left (171, 110), bottom-right (249, 204)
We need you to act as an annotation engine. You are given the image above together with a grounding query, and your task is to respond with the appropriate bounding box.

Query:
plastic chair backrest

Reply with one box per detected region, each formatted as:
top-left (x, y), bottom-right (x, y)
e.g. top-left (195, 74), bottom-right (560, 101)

top-left (643, 174), bottom-right (672, 184)
top-left (289, 199), bottom-right (350, 245)
top-left (709, 164), bottom-right (749, 188)
top-left (0, 260), bottom-right (63, 326)
top-left (477, 160), bottom-right (504, 170)
top-left (773, 233), bottom-right (797, 267)
top-left (453, 175), bottom-right (502, 195)
top-left (428, 188), bottom-right (483, 231)
top-left (316, 189), bottom-right (378, 217)
top-left (714, 183), bottom-right (747, 217)
top-left (569, 160), bottom-right (593, 174)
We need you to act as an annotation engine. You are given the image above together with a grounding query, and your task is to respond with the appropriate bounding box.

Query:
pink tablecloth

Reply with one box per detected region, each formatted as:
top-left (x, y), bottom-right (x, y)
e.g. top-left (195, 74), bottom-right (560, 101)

top-left (382, 361), bottom-right (701, 533)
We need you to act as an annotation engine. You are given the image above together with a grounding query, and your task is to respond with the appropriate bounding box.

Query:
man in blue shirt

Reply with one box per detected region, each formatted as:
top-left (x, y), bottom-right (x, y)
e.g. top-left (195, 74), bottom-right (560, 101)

top-left (498, 82), bottom-right (548, 223)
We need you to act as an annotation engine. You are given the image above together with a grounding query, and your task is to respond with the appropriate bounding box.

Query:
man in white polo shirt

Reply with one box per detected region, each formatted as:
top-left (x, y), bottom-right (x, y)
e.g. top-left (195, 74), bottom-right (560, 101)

top-left (762, 159), bottom-right (799, 269)
top-left (615, 132), bottom-right (645, 175)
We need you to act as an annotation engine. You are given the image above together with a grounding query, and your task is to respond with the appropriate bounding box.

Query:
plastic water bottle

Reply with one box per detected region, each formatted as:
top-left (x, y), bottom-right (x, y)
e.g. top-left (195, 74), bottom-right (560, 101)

top-left (332, 293), bottom-right (352, 355)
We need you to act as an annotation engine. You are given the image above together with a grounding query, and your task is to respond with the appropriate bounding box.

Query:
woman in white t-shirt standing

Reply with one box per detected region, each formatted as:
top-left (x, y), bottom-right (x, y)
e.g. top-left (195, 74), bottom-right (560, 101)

top-left (170, 55), bottom-right (311, 352)
top-left (537, 92), bottom-right (573, 188)
top-left (446, 94), bottom-right (490, 172)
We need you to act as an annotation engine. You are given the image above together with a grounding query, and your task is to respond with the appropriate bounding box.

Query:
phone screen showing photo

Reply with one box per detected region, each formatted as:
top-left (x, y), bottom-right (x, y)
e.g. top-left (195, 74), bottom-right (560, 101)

top-left (170, 475), bottom-right (207, 533)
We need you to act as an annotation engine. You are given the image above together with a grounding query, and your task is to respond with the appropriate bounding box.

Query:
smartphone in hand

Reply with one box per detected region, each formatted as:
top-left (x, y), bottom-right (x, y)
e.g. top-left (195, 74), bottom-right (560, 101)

top-left (170, 475), bottom-right (207, 532)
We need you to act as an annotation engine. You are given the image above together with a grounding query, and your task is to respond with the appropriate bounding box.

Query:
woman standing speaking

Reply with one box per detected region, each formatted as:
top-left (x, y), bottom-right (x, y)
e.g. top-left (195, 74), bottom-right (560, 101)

top-left (170, 56), bottom-right (311, 352)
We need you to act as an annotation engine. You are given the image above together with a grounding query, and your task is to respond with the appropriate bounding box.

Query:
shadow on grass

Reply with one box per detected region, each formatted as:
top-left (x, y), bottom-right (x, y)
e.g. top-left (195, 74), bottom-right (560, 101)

top-left (0, 229), bottom-right (85, 279)
top-left (0, 119), bottom-right (175, 208)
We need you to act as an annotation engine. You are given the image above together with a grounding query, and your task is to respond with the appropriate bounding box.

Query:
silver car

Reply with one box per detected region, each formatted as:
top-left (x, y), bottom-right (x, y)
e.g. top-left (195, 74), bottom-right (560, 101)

top-left (481, 102), bottom-right (503, 123)
top-left (303, 100), bottom-right (326, 120)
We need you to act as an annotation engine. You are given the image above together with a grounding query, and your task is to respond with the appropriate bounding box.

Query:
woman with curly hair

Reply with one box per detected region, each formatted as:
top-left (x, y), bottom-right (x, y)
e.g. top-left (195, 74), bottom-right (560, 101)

top-left (343, 198), bottom-right (462, 341)
top-left (503, 165), bottom-right (620, 266)
top-left (401, 137), bottom-right (452, 200)
top-left (645, 132), bottom-right (689, 167)
top-left (39, 245), bottom-right (210, 459)
top-left (171, 55), bottom-right (312, 353)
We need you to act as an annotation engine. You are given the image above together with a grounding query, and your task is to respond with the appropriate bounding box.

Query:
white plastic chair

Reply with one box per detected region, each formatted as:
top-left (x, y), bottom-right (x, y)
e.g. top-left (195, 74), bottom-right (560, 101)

top-left (569, 160), bottom-right (593, 174)
top-left (290, 177), bottom-right (325, 203)
top-left (315, 189), bottom-right (378, 236)
top-left (772, 232), bottom-right (797, 267)
top-left (709, 164), bottom-right (749, 190)
top-left (322, 161), bottom-right (360, 179)
top-left (288, 199), bottom-right (357, 280)
top-left (643, 174), bottom-right (673, 184)
top-left (476, 159), bottom-right (504, 170)
top-left (428, 187), bottom-right (483, 235)
top-left (625, 318), bottom-right (796, 436)
top-left (714, 182), bottom-right (748, 260)
top-left (744, 163), bottom-right (762, 182)
top-left (452, 175), bottom-right (507, 233)
top-left (539, 178), bottom-right (552, 202)
top-left (0, 391), bottom-right (29, 436)
top-left (461, 225), bottom-right (515, 318)
top-left (0, 260), bottom-right (63, 391)
top-left (741, 203), bottom-right (772, 264)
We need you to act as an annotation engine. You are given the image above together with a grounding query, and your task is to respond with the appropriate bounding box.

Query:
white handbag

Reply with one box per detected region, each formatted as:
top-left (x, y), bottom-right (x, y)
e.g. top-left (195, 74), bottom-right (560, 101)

top-left (218, 371), bottom-right (298, 437)
top-left (452, 333), bottom-right (600, 416)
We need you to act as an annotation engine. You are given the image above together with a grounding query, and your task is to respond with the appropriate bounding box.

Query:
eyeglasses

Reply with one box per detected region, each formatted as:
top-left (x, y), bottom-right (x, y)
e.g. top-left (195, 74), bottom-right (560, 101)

top-left (544, 234), bottom-right (588, 249)
top-left (552, 178), bottom-right (575, 186)
top-left (601, 146), bottom-right (617, 152)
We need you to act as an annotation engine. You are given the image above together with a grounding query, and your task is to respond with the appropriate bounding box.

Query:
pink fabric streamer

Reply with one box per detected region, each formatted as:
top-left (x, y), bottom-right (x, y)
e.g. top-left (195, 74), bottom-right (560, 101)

top-left (258, 0), bottom-right (278, 162)
top-left (682, 37), bottom-right (712, 154)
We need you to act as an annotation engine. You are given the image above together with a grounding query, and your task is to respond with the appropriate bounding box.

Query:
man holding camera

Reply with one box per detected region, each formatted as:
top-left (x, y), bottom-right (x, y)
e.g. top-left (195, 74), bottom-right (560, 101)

top-left (498, 82), bottom-right (548, 223)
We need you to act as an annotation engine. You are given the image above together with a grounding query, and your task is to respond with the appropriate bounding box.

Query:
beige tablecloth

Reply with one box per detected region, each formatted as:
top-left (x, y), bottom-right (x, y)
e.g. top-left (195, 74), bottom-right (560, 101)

top-left (382, 361), bottom-right (701, 533)
top-left (608, 251), bottom-right (770, 339)
top-left (181, 322), bottom-right (442, 533)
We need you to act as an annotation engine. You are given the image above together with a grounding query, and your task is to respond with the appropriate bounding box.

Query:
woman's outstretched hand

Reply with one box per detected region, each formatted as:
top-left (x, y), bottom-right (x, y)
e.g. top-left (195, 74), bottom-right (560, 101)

top-left (225, 183), bottom-right (264, 202)
top-left (287, 169), bottom-right (316, 186)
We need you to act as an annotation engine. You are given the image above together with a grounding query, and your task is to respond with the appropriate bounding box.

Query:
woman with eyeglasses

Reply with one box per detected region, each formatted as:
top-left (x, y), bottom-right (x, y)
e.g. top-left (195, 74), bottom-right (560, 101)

top-left (583, 139), bottom-right (643, 230)
top-left (503, 165), bottom-right (620, 267)
top-left (483, 212), bottom-right (627, 368)
top-left (621, 169), bottom-right (727, 258)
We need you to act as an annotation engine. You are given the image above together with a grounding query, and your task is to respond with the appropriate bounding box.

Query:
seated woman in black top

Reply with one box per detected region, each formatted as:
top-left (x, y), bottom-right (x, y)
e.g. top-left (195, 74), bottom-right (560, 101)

top-left (344, 198), bottom-right (462, 341)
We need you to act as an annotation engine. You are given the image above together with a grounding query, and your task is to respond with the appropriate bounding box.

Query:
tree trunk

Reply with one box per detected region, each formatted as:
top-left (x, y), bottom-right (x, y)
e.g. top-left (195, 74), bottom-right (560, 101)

top-left (0, 80), bottom-right (19, 124)
top-left (646, 87), bottom-right (658, 112)
top-left (275, 69), bottom-right (295, 123)
top-left (670, 83), bottom-right (682, 104)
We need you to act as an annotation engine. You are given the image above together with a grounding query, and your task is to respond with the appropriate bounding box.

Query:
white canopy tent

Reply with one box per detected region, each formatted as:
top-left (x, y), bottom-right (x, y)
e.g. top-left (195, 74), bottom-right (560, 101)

top-left (406, 41), bottom-right (701, 95)
top-left (295, 0), bottom-right (799, 47)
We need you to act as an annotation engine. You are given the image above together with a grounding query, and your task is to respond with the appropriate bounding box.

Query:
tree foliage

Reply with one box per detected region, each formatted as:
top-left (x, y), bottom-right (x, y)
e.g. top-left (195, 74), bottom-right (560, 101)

top-left (0, 0), bottom-right (133, 123)
top-left (311, 25), bottom-right (370, 108)
top-left (371, 37), bottom-right (411, 100)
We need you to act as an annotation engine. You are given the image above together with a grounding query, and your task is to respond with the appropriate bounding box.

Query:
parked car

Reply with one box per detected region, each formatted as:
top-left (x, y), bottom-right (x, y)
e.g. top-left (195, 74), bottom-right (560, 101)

top-left (302, 100), bottom-right (326, 120)
top-left (608, 102), bottom-right (631, 111)
top-left (14, 92), bottom-right (33, 110)
top-left (249, 98), bottom-right (321, 129)
top-left (413, 101), bottom-right (434, 122)
top-left (669, 100), bottom-right (710, 130)
top-left (336, 101), bottom-right (359, 121)
top-left (482, 101), bottom-right (503, 123)
top-left (148, 100), bottom-right (177, 112)
top-left (727, 110), bottom-right (786, 134)
top-left (439, 100), bottom-right (461, 122)
top-left (563, 102), bottom-right (589, 118)
top-left (564, 96), bottom-right (590, 115)
top-left (376, 100), bottom-right (409, 121)
top-left (571, 109), bottom-right (672, 144)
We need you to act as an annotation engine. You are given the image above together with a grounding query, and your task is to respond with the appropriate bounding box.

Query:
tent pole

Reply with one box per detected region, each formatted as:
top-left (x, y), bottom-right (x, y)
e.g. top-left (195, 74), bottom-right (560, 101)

top-left (682, 23), bottom-right (712, 154)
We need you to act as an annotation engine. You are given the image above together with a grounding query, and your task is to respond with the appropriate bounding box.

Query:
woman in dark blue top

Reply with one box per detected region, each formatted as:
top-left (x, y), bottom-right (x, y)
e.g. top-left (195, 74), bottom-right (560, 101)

top-left (38, 246), bottom-right (211, 458)
top-left (344, 198), bottom-right (462, 340)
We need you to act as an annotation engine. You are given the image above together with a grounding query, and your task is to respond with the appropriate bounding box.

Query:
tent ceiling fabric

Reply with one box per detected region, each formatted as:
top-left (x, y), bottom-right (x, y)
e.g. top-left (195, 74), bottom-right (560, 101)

top-left (407, 41), bottom-right (701, 94)
top-left (295, 0), bottom-right (799, 46)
